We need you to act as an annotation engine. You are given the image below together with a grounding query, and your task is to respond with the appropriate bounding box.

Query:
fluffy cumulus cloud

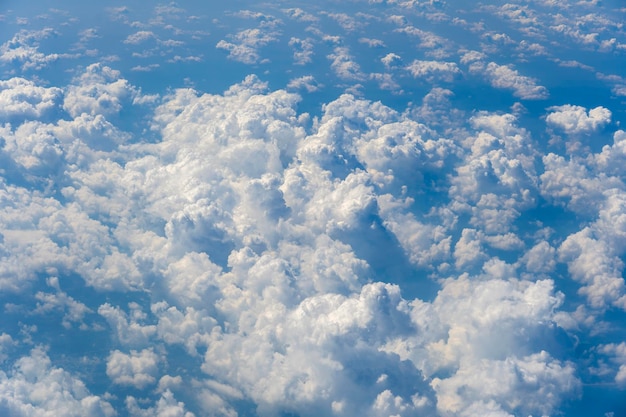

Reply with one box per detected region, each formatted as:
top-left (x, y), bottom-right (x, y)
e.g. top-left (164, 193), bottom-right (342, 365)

top-left (485, 62), bottom-right (548, 99)
top-left (106, 349), bottom-right (160, 389)
top-left (63, 63), bottom-right (136, 118)
top-left (327, 47), bottom-right (365, 81)
top-left (0, 28), bottom-right (65, 71)
top-left (2, 0), bottom-right (626, 416)
top-left (216, 28), bottom-right (279, 64)
top-left (546, 104), bottom-right (612, 135)
top-left (287, 75), bottom-right (321, 92)
top-left (0, 68), bottom-right (610, 416)
top-left (468, 60), bottom-right (548, 99)
top-left (126, 390), bottom-right (195, 417)
top-left (597, 343), bottom-right (626, 386)
top-left (426, 279), bottom-right (578, 415)
top-left (0, 78), bottom-right (61, 119)
top-left (0, 348), bottom-right (115, 417)
top-left (539, 130), bottom-right (626, 313)
top-left (405, 60), bottom-right (461, 83)
top-left (0, 65), bottom-right (585, 415)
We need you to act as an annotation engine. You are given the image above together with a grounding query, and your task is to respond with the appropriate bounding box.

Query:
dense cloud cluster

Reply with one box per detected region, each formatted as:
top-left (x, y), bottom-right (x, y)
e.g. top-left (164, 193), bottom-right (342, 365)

top-left (0, 63), bottom-right (612, 417)
top-left (1, 0), bottom-right (626, 416)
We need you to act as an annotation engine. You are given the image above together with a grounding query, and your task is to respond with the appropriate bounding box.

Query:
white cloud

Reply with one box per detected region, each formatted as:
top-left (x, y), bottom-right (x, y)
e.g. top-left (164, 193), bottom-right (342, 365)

top-left (612, 84), bottom-right (626, 97)
top-left (453, 228), bottom-right (487, 269)
top-left (0, 120), bottom-right (65, 174)
top-left (537, 132), bottom-right (626, 314)
top-left (432, 351), bottom-right (578, 417)
top-left (522, 241), bottom-right (557, 273)
top-left (0, 29), bottom-right (620, 415)
top-left (287, 75), bottom-right (322, 92)
top-left (551, 23), bottom-right (599, 46)
top-left (57, 113), bottom-right (131, 151)
top-left (282, 7), bottom-right (318, 22)
top-left (382, 275), bottom-right (578, 416)
top-left (484, 3), bottom-right (540, 37)
top-left (327, 47), bottom-right (365, 81)
top-left (124, 30), bottom-right (157, 44)
top-left (516, 40), bottom-right (547, 57)
top-left (106, 348), bottom-right (159, 389)
top-left (203, 281), bottom-right (437, 417)
top-left (231, 10), bottom-right (281, 29)
top-left (167, 55), bottom-right (202, 63)
top-left (460, 50), bottom-right (486, 64)
top-left (126, 390), bottom-right (195, 417)
top-left (597, 342), bottom-right (626, 386)
top-left (586, 130), bottom-right (626, 176)
top-left (559, 228), bottom-right (626, 310)
top-left (359, 37), bottom-right (385, 47)
top-left (369, 72), bottom-right (401, 92)
top-left (469, 61), bottom-right (548, 99)
top-left (216, 28), bottom-right (279, 64)
top-left (0, 78), bottom-right (61, 119)
top-left (395, 26), bottom-right (452, 55)
top-left (0, 183), bottom-right (80, 292)
top-left (323, 12), bottom-right (363, 32)
top-left (106, 85), bottom-right (469, 416)
top-left (131, 63), bottom-right (160, 72)
top-left (449, 113), bottom-right (538, 238)
top-left (540, 153), bottom-right (614, 215)
top-left (405, 59), bottom-right (461, 82)
top-left (0, 348), bottom-right (115, 416)
top-left (412, 87), bottom-right (463, 128)
top-left (381, 52), bottom-right (402, 68)
top-left (0, 334), bottom-right (15, 363)
top-left (470, 193), bottom-right (522, 235)
top-left (33, 277), bottom-right (92, 329)
top-left (0, 28), bottom-right (67, 71)
top-left (371, 389), bottom-right (431, 417)
top-left (546, 104), bottom-right (611, 135)
top-left (288, 37), bottom-right (315, 65)
top-left (99, 302), bottom-right (157, 348)
top-left (379, 195), bottom-right (452, 267)
top-left (77, 28), bottom-right (99, 43)
top-left (161, 251), bottom-right (222, 308)
top-left (485, 62), bottom-right (548, 99)
top-left (133, 83), bottom-right (585, 415)
top-left (63, 63), bottom-right (136, 118)
top-left (152, 302), bottom-right (216, 355)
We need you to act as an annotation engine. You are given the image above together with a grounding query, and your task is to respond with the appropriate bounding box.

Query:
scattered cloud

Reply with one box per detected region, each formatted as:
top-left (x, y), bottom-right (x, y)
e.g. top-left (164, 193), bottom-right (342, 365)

top-left (123, 30), bottom-right (157, 45)
top-left (288, 37), bottom-right (315, 65)
top-left (405, 59), bottom-right (461, 83)
top-left (469, 61), bottom-right (549, 99)
top-left (381, 52), bottom-right (402, 68)
top-left (546, 104), bottom-right (611, 135)
top-left (287, 75), bottom-right (322, 92)
top-left (0, 28), bottom-right (68, 70)
top-left (323, 12), bottom-right (363, 32)
top-left (359, 37), bottom-right (385, 48)
top-left (327, 47), bottom-right (365, 81)
top-left (282, 8), bottom-right (319, 23)
top-left (217, 28), bottom-right (279, 64)
top-left (106, 348), bottom-right (160, 389)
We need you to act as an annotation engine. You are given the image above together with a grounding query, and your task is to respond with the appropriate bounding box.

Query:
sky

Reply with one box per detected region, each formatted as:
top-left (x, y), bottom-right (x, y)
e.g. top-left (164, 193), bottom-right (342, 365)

top-left (0, 0), bottom-right (626, 416)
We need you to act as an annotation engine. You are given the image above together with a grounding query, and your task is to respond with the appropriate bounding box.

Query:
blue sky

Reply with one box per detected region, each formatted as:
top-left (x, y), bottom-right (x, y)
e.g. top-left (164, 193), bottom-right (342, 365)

top-left (1, 1), bottom-right (626, 416)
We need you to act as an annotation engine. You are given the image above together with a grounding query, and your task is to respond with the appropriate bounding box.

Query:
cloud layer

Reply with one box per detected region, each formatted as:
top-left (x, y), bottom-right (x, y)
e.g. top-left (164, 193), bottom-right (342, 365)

top-left (0, 1), bottom-right (626, 416)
